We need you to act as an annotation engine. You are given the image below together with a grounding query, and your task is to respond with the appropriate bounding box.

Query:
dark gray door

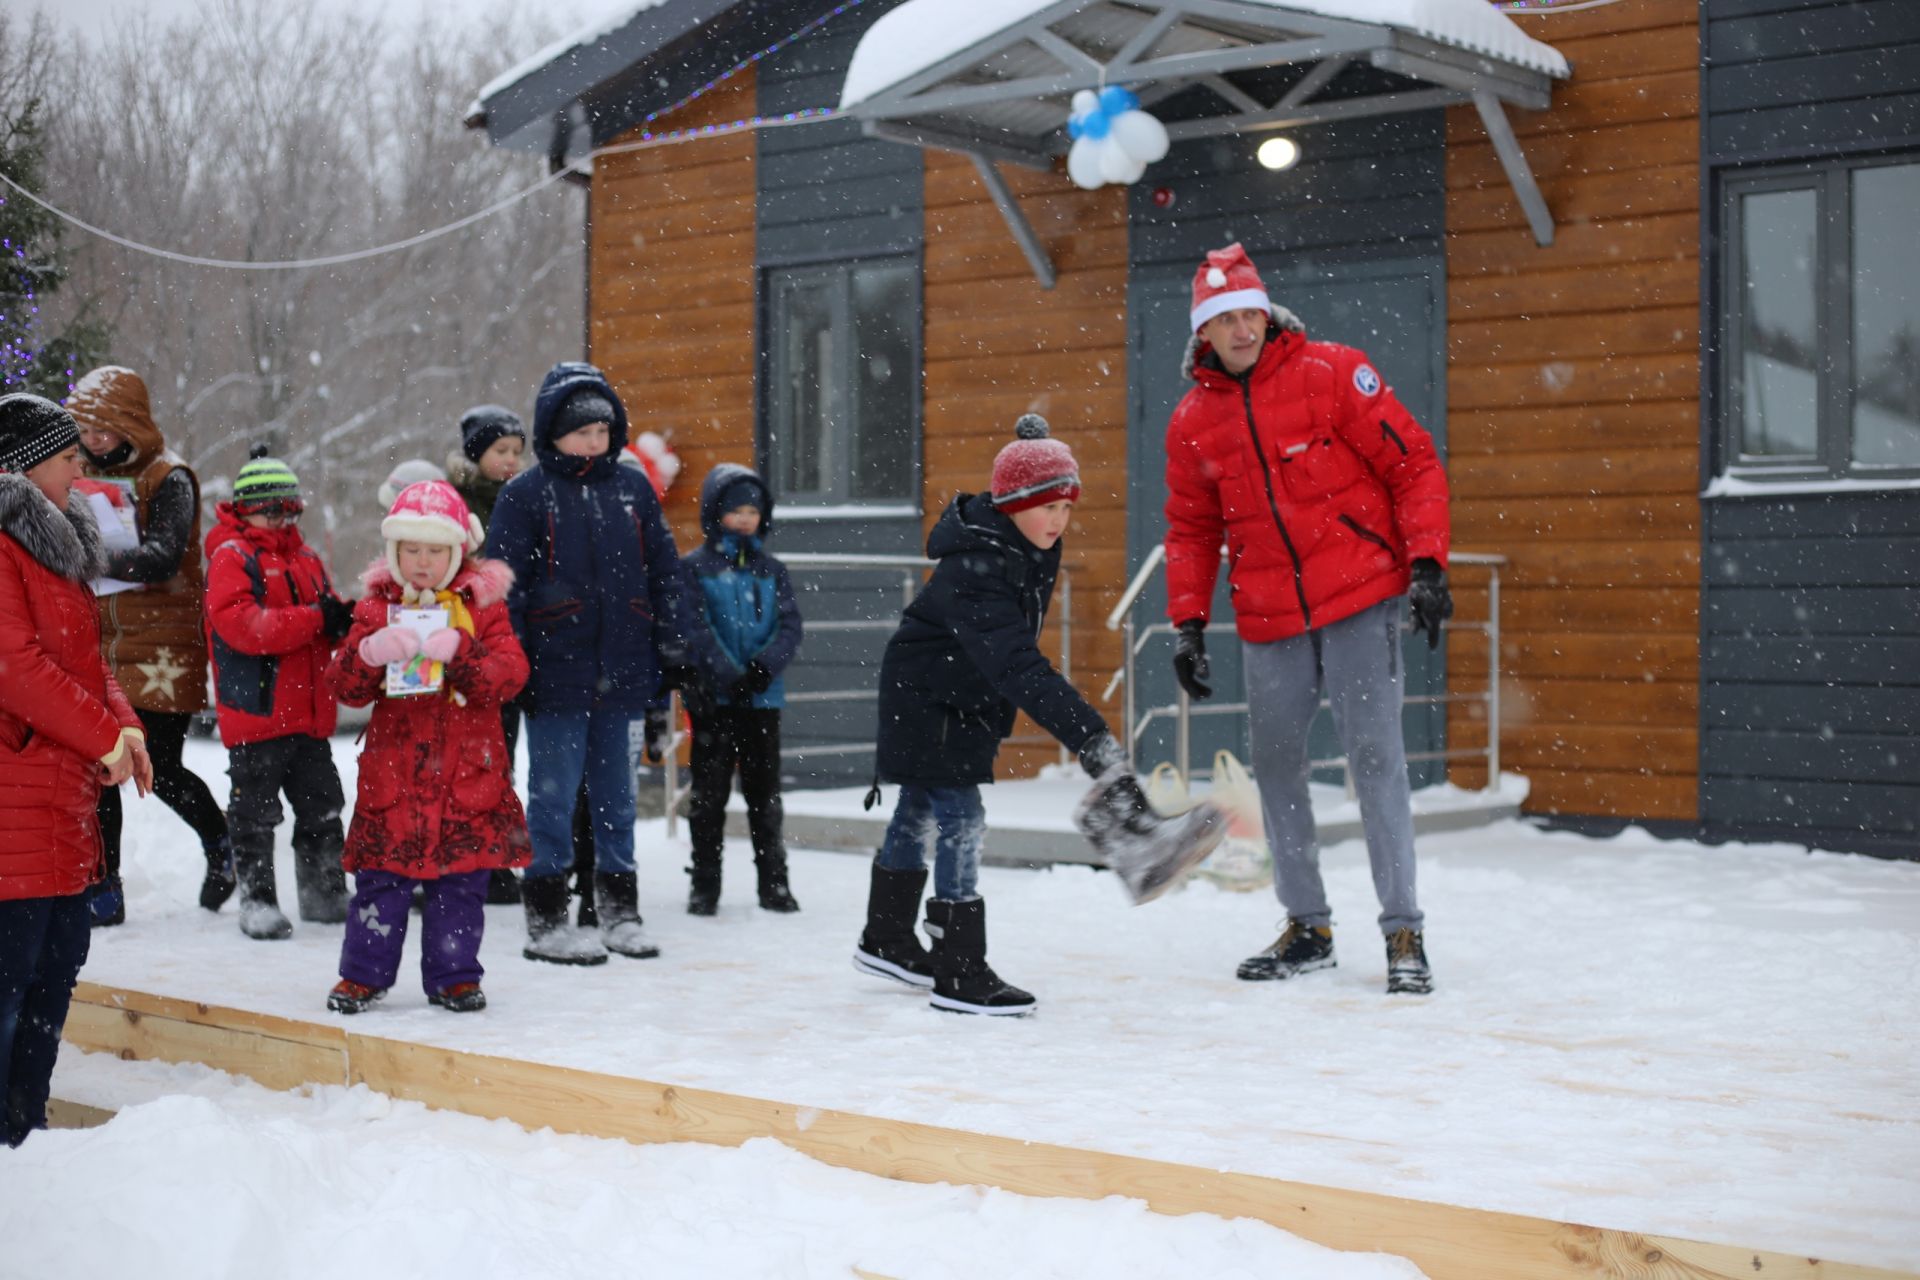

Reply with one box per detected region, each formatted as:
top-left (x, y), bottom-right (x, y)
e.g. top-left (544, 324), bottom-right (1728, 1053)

top-left (1125, 259), bottom-right (1448, 785)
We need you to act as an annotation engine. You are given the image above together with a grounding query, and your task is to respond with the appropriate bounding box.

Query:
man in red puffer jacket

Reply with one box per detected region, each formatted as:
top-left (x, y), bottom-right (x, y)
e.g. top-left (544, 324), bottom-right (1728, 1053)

top-left (1163, 243), bottom-right (1452, 997)
top-left (0, 393), bottom-right (150, 1146)
top-left (204, 446), bottom-right (355, 940)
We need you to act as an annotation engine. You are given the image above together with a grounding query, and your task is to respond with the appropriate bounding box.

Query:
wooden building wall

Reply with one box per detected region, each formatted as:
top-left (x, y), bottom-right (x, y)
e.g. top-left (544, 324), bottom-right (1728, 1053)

top-left (1442, 0), bottom-right (1703, 820)
top-left (921, 153), bottom-right (1131, 775)
top-left (587, 72), bottom-right (760, 550)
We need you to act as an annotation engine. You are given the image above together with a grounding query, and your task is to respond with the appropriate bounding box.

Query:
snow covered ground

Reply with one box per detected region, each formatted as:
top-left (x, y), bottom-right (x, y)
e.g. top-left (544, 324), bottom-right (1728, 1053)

top-left (52, 738), bottom-right (1920, 1272)
top-left (21, 1055), bottom-right (1422, 1280)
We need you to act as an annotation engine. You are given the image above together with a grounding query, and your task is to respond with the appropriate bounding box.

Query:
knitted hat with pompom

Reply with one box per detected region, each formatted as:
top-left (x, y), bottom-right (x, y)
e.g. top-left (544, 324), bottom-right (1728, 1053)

top-left (989, 414), bottom-right (1081, 513)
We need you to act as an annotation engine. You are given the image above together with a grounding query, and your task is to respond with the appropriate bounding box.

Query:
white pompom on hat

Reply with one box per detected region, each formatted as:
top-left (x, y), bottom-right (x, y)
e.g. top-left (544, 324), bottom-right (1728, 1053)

top-left (1189, 241), bottom-right (1272, 332)
top-left (382, 479), bottom-right (484, 591)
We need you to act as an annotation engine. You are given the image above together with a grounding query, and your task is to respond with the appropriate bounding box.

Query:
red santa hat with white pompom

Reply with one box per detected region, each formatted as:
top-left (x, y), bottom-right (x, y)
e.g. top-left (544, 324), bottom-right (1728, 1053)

top-left (1189, 242), bottom-right (1273, 332)
top-left (382, 480), bottom-right (484, 591)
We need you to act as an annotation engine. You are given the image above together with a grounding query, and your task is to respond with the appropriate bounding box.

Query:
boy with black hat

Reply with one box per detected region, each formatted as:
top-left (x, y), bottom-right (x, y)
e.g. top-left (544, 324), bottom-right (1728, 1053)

top-left (447, 404), bottom-right (526, 533)
top-left (853, 415), bottom-right (1223, 1017)
top-left (486, 363), bottom-right (722, 966)
top-left (203, 446), bottom-right (356, 940)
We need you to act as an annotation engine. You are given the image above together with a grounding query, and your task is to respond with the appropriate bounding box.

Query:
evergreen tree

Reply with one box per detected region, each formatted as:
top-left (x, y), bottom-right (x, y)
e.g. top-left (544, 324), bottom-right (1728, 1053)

top-left (0, 91), bottom-right (109, 398)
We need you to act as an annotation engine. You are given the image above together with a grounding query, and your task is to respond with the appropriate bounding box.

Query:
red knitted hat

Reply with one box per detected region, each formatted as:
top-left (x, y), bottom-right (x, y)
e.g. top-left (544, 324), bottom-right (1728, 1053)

top-left (990, 414), bottom-right (1081, 513)
top-left (1189, 241), bottom-right (1272, 332)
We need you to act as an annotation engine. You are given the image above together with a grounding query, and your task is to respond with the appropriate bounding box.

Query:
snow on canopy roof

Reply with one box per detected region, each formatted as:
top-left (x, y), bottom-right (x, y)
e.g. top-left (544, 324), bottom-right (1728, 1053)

top-left (472, 0), bottom-right (673, 112)
top-left (840, 0), bottom-right (1568, 110)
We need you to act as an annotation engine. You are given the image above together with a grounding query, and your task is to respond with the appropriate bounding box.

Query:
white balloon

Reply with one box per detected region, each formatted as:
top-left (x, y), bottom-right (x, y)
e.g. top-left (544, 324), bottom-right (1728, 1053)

top-left (1070, 88), bottom-right (1099, 118)
top-left (1067, 136), bottom-right (1106, 190)
top-left (1098, 137), bottom-right (1137, 184)
top-left (1111, 109), bottom-right (1169, 164)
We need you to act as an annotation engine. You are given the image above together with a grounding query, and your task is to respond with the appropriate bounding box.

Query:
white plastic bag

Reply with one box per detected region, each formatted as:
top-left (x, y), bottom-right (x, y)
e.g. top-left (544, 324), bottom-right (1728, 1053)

top-left (1194, 751), bottom-right (1273, 891)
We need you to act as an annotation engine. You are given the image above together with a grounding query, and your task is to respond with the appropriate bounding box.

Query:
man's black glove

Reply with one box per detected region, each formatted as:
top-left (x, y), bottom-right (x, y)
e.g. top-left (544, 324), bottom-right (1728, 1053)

top-left (1171, 619), bottom-right (1211, 700)
top-left (1408, 558), bottom-right (1453, 650)
top-left (317, 593), bottom-right (355, 643)
top-left (642, 706), bottom-right (670, 764)
top-left (1078, 730), bottom-right (1127, 780)
top-left (729, 660), bottom-right (773, 701)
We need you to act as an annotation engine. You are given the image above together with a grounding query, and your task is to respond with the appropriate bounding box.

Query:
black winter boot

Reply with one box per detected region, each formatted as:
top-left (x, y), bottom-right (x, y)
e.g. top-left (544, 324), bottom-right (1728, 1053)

top-left (594, 871), bottom-right (660, 959)
top-left (754, 853), bottom-right (800, 913)
top-left (1237, 919), bottom-right (1336, 981)
top-left (852, 863), bottom-right (933, 989)
top-left (485, 869), bottom-right (522, 905)
top-left (232, 840), bottom-right (292, 941)
top-left (686, 857), bottom-right (721, 917)
top-left (521, 874), bottom-right (608, 965)
top-left (292, 841), bottom-right (348, 924)
top-left (199, 835), bottom-right (237, 912)
top-left (925, 898), bottom-right (1035, 1016)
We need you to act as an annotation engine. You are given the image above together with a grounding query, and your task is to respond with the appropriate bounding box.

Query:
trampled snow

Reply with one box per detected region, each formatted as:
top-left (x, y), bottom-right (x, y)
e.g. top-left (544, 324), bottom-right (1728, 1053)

top-left (19, 1057), bottom-right (1424, 1280)
top-left (840, 0), bottom-right (1569, 110)
top-left (47, 738), bottom-right (1920, 1272)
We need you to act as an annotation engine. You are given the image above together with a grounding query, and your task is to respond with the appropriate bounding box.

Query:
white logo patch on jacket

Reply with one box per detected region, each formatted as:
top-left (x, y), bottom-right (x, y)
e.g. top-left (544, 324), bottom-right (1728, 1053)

top-left (1353, 364), bottom-right (1381, 397)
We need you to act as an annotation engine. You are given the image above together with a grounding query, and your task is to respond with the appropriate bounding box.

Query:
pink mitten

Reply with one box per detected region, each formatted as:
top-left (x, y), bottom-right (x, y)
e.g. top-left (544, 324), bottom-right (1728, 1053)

top-left (420, 627), bottom-right (463, 664)
top-left (358, 625), bottom-right (420, 667)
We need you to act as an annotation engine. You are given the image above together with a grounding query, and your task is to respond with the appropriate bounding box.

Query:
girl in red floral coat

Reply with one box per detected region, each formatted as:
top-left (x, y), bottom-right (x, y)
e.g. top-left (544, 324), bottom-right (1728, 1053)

top-left (324, 481), bottom-right (530, 1014)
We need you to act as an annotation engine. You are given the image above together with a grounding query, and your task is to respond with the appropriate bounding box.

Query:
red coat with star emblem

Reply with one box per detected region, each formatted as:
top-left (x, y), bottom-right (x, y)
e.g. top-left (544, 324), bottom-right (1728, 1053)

top-left (1164, 323), bottom-right (1450, 643)
top-left (326, 557), bottom-right (531, 879)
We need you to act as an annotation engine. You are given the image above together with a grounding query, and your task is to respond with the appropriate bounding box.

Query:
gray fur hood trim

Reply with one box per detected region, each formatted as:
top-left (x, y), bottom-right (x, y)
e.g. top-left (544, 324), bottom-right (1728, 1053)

top-left (0, 471), bottom-right (108, 582)
top-left (1180, 304), bottom-right (1305, 380)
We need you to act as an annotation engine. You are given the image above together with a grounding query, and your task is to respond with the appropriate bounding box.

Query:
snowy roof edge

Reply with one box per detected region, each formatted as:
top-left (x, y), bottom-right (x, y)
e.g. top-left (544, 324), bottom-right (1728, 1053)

top-left (840, 0), bottom-right (1569, 112)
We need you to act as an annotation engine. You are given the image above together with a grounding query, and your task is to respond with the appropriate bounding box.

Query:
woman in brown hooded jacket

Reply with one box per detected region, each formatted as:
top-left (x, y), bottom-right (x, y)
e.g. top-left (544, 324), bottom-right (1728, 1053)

top-left (67, 366), bottom-right (232, 924)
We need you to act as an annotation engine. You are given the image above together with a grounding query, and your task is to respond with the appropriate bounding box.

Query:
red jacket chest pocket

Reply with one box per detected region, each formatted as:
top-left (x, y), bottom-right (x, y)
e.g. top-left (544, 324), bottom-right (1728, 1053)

top-left (1279, 433), bottom-right (1366, 504)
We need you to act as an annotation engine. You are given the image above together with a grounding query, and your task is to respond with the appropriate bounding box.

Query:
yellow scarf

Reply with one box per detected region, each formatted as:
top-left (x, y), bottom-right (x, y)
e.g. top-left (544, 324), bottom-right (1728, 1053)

top-left (398, 583), bottom-right (477, 704)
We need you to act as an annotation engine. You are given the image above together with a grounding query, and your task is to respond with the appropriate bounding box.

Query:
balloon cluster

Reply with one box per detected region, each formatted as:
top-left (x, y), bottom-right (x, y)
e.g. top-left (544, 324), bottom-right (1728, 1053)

top-left (1065, 86), bottom-right (1169, 190)
top-left (621, 430), bottom-right (682, 498)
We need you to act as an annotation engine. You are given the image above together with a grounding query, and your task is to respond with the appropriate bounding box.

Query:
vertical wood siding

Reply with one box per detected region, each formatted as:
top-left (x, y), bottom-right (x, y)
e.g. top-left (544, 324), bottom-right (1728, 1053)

top-left (1442, 0), bottom-right (1703, 819)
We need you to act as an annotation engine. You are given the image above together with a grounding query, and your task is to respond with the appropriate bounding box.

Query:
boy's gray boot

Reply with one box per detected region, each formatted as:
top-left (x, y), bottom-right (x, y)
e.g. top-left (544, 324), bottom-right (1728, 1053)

top-left (293, 839), bottom-right (349, 924)
top-left (1074, 766), bottom-right (1227, 904)
top-left (233, 839), bottom-right (292, 941)
top-left (521, 874), bottom-right (608, 966)
top-left (594, 871), bottom-right (661, 959)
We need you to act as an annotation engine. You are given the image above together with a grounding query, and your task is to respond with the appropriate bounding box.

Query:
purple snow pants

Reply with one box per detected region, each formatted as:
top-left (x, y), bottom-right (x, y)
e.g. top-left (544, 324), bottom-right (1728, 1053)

top-left (337, 869), bottom-right (490, 996)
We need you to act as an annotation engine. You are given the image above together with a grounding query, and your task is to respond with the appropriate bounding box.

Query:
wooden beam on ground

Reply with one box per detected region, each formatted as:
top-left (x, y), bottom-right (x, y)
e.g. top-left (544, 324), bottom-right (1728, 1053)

top-left (46, 1097), bottom-right (115, 1130)
top-left (62, 983), bottom-right (1914, 1280)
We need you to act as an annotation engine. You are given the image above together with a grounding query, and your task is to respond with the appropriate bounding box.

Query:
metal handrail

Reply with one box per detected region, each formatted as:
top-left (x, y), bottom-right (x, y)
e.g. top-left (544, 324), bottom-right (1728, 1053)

top-left (661, 549), bottom-right (1077, 834)
top-left (1103, 548), bottom-right (1506, 791)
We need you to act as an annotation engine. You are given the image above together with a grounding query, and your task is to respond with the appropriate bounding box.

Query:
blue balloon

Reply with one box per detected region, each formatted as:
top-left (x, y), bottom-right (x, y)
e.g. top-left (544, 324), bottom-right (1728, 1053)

top-left (1098, 85), bottom-right (1139, 116)
top-left (1080, 109), bottom-right (1109, 140)
top-left (1067, 114), bottom-right (1084, 139)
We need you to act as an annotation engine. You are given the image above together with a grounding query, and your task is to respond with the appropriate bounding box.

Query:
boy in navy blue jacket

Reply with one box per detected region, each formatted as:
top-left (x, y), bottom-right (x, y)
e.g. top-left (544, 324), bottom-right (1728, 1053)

top-left (486, 363), bottom-right (718, 965)
top-left (681, 464), bottom-right (803, 917)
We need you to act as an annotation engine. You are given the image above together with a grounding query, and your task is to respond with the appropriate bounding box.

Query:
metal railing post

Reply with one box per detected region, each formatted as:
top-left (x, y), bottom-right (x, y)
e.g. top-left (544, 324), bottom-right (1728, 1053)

top-left (664, 691), bottom-right (681, 838)
top-left (1122, 612), bottom-right (1137, 771)
top-left (1486, 561), bottom-right (1501, 790)
top-left (1176, 686), bottom-right (1191, 787)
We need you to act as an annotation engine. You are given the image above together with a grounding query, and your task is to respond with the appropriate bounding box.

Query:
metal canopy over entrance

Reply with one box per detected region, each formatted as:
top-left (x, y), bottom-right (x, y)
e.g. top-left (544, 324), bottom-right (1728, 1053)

top-left (839, 0), bottom-right (1569, 281)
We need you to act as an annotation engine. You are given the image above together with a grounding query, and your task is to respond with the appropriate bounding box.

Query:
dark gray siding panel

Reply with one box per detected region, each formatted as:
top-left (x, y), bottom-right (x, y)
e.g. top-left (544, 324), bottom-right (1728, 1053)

top-left (755, 1), bottom-right (921, 266)
top-left (1128, 113), bottom-right (1445, 266)
top-left (1704, 0), bottom-right (1920, 162)
top-left (1699, 493), bottom-right (1920, 855)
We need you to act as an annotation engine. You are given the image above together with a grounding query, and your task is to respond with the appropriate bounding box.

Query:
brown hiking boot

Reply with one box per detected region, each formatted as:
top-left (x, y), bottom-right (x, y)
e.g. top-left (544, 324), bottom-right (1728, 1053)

top-left (1236, 920), bottom-right (1335, 981)
top-left (1386, 928), bottom-right (1433, 996)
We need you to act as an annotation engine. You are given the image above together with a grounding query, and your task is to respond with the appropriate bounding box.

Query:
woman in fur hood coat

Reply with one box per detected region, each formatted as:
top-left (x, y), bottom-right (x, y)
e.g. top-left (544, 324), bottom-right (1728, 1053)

top-left (0, 393), bottom-right (147, 1144)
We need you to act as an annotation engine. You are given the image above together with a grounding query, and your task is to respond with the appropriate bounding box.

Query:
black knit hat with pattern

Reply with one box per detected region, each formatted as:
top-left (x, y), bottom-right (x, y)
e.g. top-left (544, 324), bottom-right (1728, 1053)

top-left (0, 393), bottom-right (80, 474)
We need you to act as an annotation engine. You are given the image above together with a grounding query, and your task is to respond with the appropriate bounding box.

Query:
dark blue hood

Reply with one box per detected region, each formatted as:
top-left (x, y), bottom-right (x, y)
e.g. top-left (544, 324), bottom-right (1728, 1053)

top-left (530, 362), bottom-right (629, 483)
top-left (698, 462), bottom-right (774, 542)
top-left (925, 491), bottom-right (1042, 564)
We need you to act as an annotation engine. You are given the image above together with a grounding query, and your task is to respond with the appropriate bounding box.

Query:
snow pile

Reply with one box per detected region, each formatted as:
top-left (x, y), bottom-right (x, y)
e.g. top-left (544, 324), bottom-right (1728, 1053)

top-left (473, 0), bottom-right (673, 109)
top-left (841, 0), bottom-right (1568, 110)
top-left (73, 738), bottom-right (1920, 1272)
top-left (15, 1057), bottom-right (1425, 1280)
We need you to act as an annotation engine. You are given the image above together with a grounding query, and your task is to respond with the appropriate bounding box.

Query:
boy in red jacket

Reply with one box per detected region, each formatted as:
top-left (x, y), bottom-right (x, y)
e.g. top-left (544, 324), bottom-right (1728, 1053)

top-left (203, 447), bottom-right (355, 940)
top-left (324, 481), bottom-right (530, 1014)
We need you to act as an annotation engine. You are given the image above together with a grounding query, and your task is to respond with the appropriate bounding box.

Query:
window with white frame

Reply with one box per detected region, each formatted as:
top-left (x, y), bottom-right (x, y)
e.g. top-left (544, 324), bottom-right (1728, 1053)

top-left (1720, 156), bottom-right (1920, 479)
top-left (765, 257), bottom-right (920, 507)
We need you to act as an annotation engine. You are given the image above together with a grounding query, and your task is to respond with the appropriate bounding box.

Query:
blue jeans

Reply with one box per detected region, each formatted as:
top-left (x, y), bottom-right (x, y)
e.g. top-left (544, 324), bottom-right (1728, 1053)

top-left (0, 893), bottom-right (91, 1147)
top-left (526, 710), bottom-right (637, 878)
top-left (875, 784), bottom-right (986, 901)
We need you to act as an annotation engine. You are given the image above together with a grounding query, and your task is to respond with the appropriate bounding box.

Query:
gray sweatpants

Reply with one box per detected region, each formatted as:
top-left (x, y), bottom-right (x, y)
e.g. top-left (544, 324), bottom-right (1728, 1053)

top-left (1243, 597), bottom-right (1423, 935)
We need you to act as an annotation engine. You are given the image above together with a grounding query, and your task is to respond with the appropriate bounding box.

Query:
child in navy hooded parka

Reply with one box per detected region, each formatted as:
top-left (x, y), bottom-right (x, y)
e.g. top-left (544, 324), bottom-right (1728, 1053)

top-left (485, 362), bottom-right (715, 966)
top-left (681, 464), bottom-right (803, 917)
